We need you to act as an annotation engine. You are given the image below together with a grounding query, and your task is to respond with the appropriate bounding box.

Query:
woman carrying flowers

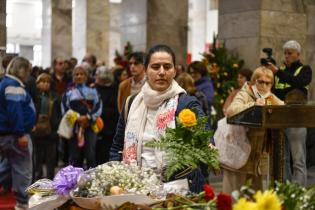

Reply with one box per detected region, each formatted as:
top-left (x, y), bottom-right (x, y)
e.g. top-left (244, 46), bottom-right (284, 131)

top-left (61, 64), bottom-right (102, 169)
top-left (224, 66), bottom-right (284, 193)
top-left (110, 44), bottom-right (209, 193)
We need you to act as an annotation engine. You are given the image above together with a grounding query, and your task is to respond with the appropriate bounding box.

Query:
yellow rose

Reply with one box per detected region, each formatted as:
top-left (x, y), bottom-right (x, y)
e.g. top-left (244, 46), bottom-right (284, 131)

top-left (179, 109), bottom-right (197, 127)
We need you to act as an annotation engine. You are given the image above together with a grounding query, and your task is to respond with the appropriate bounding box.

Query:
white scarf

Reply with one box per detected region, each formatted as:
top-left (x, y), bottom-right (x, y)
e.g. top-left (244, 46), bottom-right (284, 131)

top-left (252, 84), bottom-right (271, 99)
top-left (122, 80), bottom-right (186, 165)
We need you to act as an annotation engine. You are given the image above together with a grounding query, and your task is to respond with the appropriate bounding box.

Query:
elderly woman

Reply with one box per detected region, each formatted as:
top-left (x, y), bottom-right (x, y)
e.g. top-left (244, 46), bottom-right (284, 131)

top-left (61, 64), bottom-right (102, 169)
top-left (223, 66), bottom-right (284, 193)
top-left (110, 45), bottom-right (207, 193)
top-left (94, 66), bottom-right (119, 164)
top-left (0, 57), bottom-right (36, 210)
top-left (222, 68), bottom-right (253, 115)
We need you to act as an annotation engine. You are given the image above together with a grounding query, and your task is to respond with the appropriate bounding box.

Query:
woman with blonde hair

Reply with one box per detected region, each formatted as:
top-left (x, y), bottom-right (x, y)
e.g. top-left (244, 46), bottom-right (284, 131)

top-left (223, 66), bottom-right (284, 193)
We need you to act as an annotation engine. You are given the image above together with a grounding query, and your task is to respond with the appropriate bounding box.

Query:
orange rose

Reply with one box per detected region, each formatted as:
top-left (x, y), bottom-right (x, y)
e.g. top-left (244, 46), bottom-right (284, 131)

top-left (179, 109), bottom-right (197, 127)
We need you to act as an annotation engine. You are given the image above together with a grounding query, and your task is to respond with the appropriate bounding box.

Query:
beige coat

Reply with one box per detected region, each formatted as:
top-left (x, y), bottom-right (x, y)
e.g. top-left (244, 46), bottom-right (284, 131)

top-left (225, 82), bottom-right (284, 175)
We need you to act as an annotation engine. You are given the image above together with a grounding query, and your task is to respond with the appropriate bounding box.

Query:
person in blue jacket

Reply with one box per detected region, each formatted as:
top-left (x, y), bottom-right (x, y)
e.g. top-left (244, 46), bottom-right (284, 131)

top-left (187, 61), bottom-right (214, 109)
top-left (61, 64), bottom-right (102, 169)
top-left (110, 44), bottom-right (207, 193)
top-left (0, 56), bottom-right (36, 210)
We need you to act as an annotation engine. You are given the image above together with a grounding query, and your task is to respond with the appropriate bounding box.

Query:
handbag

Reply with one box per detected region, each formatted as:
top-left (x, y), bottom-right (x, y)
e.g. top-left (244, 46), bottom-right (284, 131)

top-left (33, 94), bottom-right (53, 137)
top-left (214, 117), bottom-right (251, 170)
top-left (34, 114), bottom-right (52, 137)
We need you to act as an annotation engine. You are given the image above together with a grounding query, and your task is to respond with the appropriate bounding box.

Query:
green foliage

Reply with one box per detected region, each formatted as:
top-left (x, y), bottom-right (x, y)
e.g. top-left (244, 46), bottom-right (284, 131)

top-left (145, 113), bottom-right (219, 181)
top-left (274, 181), bottom-right (315, 210)
top-left (114, 41), bottom-right (134, 69)
top-left (202, 35), bottom-right (244, 126)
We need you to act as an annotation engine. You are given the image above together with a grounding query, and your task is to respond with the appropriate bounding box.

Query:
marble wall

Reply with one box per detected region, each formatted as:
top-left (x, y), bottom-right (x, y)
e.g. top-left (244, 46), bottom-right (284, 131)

top-left (219, 0), bottom-right (307, 70)
top-left (120, 0), bottom-right (147, 52)
top-left (147, 0), bottom-right (188, 65)
top-left (219, 0), bottom-right (315, 100)
top-left (305, 0), bottom-right (315, 100)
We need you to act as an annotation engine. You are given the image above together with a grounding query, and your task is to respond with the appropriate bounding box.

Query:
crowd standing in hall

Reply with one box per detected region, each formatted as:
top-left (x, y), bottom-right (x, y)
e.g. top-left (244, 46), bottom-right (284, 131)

top-left (0, 39), bottom-right (313, 209)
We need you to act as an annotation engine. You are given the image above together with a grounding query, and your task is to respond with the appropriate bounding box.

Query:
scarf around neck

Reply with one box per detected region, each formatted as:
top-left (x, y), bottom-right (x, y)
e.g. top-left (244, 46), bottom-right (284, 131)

top-left (251, 84), bottom-right (271, 99)
top-left (122, 80), bottom-right (186, 165)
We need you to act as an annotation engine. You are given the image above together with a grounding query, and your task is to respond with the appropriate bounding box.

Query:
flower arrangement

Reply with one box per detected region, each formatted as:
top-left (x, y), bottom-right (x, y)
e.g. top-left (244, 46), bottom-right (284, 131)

top-left (202, 35), bottom-right (244, 127)
top-left (145, 109), bottom-right (220, 181)
top-left (116, 184), bottom-right (233, 210)
top-left (232, 181), bottom-right (315, 210)
top-left (72, 161), bottom-right (161, 198)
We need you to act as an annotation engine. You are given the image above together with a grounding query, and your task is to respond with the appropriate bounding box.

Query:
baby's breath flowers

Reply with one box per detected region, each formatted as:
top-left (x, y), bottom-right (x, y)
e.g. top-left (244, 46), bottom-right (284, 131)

top-left (72, 161), bottom-right (161, 198)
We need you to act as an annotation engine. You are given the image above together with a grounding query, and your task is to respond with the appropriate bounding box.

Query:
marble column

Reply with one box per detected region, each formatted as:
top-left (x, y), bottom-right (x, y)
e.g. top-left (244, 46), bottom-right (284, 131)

top-left (73, 0), bottom-right (109, 64)
top-left (86, 0), bottom-right (110, 64)
top-left (305, 0), bottom-right (315, 100)
top-left (147, 0), bottom-right (188, 65)
top-left (219, 0), bottom-right (307, 70)
top-left (42, 0), bottom-right (72, 68)
top-left (51, 0), bottom-right (72, 61)
top-left (0, 0), bottom-right (6, 76)
top-left (119, 0), bottom-right (188, 65)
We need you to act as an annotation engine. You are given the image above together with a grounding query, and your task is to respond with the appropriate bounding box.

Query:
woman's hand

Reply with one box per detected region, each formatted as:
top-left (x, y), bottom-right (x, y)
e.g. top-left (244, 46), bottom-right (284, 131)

top-left (18, 135), bottom-right (29, 149)
top-left (77, 115), bottom-right (89, 128)
top-left (255, 98), bottom-right (266, 106)
top-left (266, 62), bottom-right (279, 74)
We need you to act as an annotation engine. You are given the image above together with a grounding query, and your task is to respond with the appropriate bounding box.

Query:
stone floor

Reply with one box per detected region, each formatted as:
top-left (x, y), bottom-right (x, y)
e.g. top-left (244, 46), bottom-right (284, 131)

top-left (209, 166), bottom-right (315, 193)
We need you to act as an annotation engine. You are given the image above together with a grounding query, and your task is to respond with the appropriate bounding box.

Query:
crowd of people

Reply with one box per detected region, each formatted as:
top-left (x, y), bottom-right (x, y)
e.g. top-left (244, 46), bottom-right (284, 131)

top-left (0, 40), bottom-right (312, 209)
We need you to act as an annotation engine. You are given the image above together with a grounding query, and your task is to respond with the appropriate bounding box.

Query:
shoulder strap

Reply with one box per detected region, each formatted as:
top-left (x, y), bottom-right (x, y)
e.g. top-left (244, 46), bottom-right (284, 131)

top-left (124, 93), bottom-right (138, 124)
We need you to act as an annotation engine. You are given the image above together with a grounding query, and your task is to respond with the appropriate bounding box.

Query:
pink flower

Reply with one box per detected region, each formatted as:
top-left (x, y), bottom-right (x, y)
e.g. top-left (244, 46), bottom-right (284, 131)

top-left (156, 109), bottom-right (176, 131)
top-left (123, 144), bottom-right (137, 163)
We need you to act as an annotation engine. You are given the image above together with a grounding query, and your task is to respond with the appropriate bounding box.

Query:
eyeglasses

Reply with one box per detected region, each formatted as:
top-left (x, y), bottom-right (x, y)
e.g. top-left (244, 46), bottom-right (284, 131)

top-left (150, 63), bottom-right (174, 71)
top-left (256, 79), bottom-right (272, 86)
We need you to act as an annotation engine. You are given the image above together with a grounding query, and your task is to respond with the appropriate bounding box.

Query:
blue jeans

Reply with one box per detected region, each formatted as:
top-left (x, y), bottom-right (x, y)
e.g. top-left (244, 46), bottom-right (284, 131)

top-left (0, 135), bottom-right (32, 204)
top-left (0, 157), bottom-right (12, 191)
top-left (284, 128), bottom-right (307, 186)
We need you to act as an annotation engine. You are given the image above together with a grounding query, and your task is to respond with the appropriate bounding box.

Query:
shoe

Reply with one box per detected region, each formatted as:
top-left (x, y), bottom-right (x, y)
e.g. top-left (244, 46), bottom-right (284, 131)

top-left (14, 202), bottom-right (28, 210)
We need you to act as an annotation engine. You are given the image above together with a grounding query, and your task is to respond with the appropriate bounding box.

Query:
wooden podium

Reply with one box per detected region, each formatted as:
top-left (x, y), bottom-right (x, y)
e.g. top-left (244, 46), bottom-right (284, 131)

top-left (227, 105), bottom-right (315, 183)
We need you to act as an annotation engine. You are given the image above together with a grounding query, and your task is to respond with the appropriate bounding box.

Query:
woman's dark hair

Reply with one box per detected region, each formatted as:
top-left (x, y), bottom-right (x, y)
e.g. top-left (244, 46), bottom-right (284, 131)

top-left (187, 61), bottom-right (208, 77)
top-left (238, 68), bottom-right (252, 81)
top-left (129, 51), bottom-right (145, 64)
top-left (144, 44), bottom-right (176, 69)
top-left (113, 67), bottom-right (127, 83)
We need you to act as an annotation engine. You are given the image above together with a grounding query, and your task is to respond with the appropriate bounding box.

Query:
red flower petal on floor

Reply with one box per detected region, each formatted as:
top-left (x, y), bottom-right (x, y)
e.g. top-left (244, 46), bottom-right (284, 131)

top-left (216, 192), bottom-right (232, 210)
top-left (203, 184), bottom-right (215, 201)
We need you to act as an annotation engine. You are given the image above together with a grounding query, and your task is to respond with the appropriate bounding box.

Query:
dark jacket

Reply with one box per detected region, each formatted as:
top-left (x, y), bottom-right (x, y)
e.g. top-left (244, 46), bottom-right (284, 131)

top-left (273, 60), bottom-right (312, 100)
top-left (96, 83), bottom-right (119, 139)
top-left (195, 76), bottom-right (214, 107)
top-left (109, 93), bottom-right (207, 193)
top-left (33, 89), bottom-right (61, 136)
